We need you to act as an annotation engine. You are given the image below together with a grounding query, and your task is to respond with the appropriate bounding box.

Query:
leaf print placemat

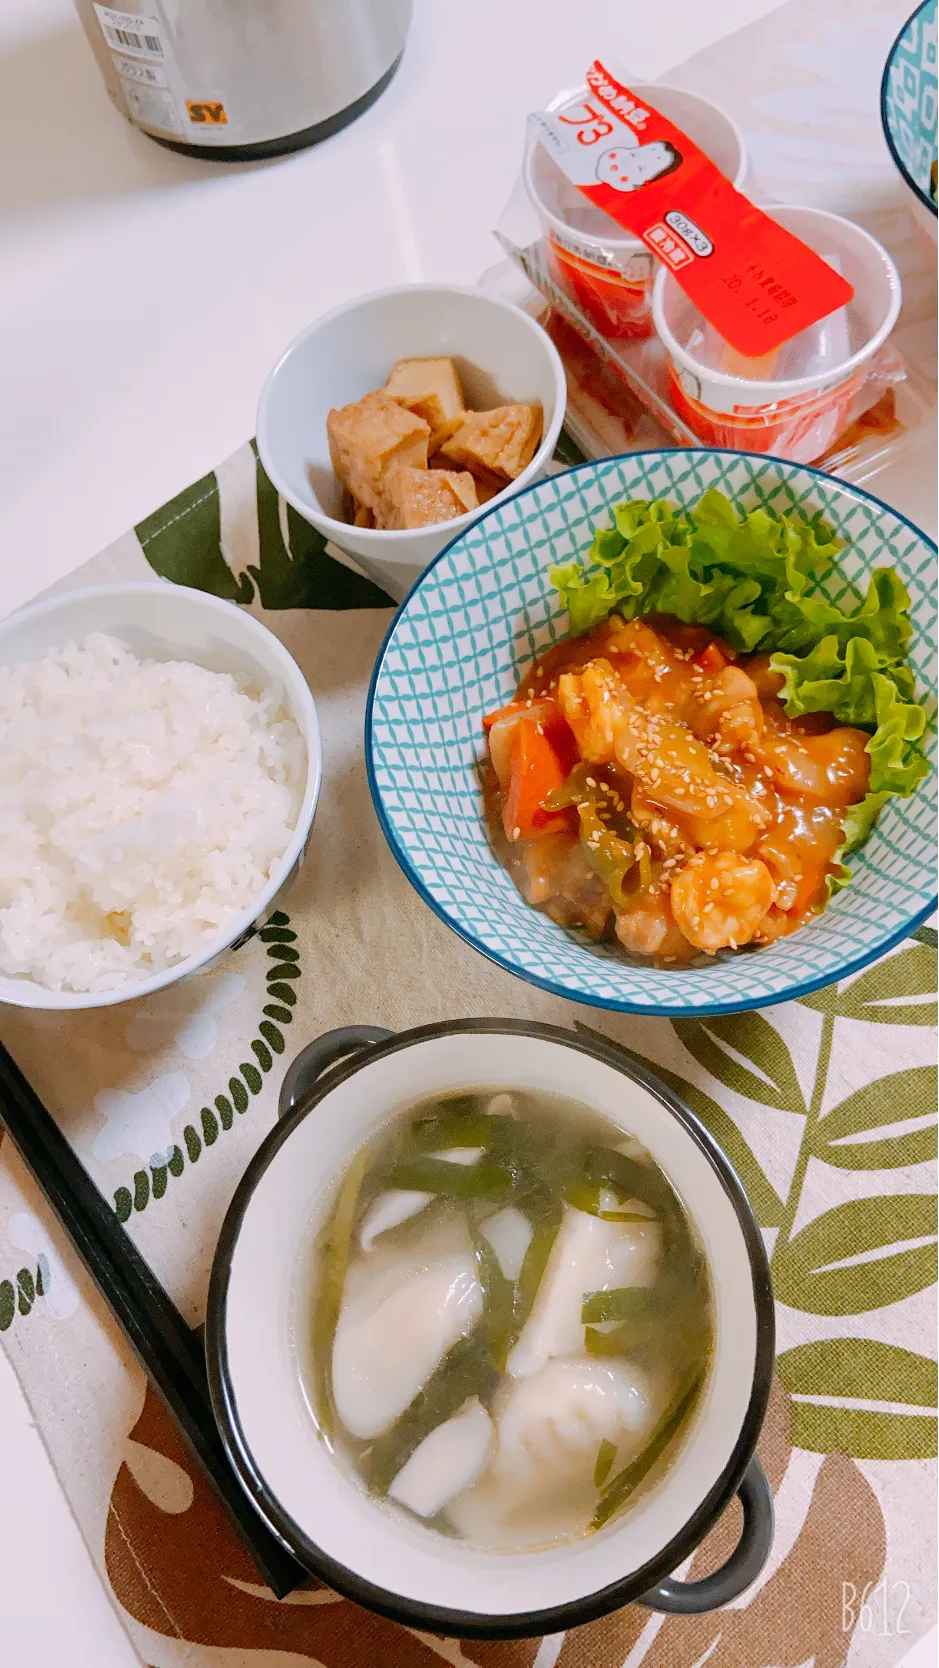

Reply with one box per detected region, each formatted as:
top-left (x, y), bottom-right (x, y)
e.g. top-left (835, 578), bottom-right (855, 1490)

top-left (1, 5), bottom-right (936, 1665)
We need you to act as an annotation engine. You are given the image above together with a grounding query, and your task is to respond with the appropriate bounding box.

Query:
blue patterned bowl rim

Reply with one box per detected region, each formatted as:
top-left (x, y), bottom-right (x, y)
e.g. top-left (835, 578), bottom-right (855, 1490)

top-left (366, 449), bottom-right (937, 1017)
top-left (881, 0), bottom-right (938, 218)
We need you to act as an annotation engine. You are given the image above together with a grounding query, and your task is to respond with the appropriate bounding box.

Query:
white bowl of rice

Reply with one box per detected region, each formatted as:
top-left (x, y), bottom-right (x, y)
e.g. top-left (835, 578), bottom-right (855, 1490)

top-left (0, 582), bottom-right (321, 1010)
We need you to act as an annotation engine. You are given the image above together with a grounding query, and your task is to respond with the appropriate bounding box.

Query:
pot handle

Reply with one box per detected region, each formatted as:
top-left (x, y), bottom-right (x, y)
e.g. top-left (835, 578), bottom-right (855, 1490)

top-left (278, 1026), bottom-right (394, 1121)
top-left (638, 1456), bottom-right (773, 1614)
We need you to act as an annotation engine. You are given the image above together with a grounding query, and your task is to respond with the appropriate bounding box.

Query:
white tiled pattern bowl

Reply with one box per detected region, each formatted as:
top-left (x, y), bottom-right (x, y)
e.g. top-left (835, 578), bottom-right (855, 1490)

top-left (366, 450), bottom-right (936, 1017)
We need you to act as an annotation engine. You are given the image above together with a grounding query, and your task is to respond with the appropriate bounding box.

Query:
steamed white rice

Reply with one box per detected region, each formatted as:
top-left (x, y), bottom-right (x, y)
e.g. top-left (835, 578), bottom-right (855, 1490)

top-left (0, 632), bottom-right (305, 993)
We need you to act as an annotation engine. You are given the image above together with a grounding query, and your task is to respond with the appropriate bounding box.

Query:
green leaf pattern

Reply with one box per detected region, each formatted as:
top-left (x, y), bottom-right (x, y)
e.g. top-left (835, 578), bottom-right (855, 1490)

top-left (585, 932), bottom-right (938, 1462)
top-left (813, 1068), bottom-right (938, 1170)
top-left (772, 1195), bottom-right (938, 1316)
top-left (825, 943), bottom-right (938, 1026)
top-left (777, 1338), bottom-right (938, 1458)
top-left (137, 450), bottom-right (392, 612)
top-left (672, 1011), bottom-right (807, 1112)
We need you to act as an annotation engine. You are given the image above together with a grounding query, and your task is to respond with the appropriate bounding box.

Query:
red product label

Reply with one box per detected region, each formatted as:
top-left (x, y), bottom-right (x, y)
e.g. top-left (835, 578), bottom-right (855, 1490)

top-left (533, 62), bottom-right (854, 357)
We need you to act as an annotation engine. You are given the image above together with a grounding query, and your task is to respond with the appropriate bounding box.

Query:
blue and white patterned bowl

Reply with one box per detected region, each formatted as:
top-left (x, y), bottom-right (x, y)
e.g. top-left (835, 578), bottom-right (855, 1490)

top-left (366, 451), bottom-right (936, 1017)
top-left (881, 1), bottom-right (938, 232)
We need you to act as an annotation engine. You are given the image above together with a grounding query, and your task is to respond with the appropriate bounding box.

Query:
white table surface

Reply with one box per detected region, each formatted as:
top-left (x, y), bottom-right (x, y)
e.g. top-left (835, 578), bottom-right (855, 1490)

top-left (0, 2), bottom-right (935, 1664)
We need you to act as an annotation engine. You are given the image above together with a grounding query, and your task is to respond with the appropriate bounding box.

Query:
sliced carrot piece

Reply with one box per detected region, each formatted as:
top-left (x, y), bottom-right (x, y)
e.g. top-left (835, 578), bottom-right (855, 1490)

top-left (483, 700), bottom-right (530, 731)
top-left (502, 720), bottom-right (574, 842)
top-left (693, 641), bottom-right (728, 675)
top-left (486, 697), bottom-right (579, 794)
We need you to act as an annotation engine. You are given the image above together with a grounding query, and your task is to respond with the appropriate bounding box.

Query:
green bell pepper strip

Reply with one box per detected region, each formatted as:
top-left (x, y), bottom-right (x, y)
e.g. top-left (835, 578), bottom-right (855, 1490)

top-left (578, 802), bottom-right (643, 908)
top-left (543, 761), bottom-right (603, 810)
top-left (545, 762), bottom-right (656, 906)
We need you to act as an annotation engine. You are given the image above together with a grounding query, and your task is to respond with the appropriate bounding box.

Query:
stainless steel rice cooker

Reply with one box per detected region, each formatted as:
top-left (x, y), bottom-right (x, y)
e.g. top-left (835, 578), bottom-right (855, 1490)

top-left (74, 0), bottom-right (412, 160)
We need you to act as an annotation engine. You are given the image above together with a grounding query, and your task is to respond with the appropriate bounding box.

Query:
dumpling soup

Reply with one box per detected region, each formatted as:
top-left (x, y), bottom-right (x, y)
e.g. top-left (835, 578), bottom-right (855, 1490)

top-left (298, 1088), bottom-right (713, 1551)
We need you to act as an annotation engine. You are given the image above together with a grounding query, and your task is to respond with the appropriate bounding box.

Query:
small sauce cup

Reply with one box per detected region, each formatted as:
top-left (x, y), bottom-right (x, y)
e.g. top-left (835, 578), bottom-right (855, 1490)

top-left (652, 205), bottom-right (902, 462)
top-left (524, 85), bottom-right (748, 342)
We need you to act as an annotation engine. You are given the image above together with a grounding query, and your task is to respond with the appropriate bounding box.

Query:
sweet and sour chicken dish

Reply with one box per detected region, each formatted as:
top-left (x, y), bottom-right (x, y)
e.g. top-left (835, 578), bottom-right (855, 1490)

top-left (484, 616), bottom-right (870, 963)
top-left (481, 490), bottom-right (927, 968)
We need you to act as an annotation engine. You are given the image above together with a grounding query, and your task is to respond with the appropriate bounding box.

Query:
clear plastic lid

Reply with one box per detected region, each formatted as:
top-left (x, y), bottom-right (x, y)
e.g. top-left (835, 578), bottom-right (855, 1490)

top-left (658, 207), bottom-right (900, 387)
top-left (526, 83), bottom-right (746, 250)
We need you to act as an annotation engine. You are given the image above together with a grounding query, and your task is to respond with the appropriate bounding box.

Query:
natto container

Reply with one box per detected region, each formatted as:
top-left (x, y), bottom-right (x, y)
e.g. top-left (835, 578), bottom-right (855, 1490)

top-left (524, 85), bottom-right (747, 343)
top-left (652, 205), bottom-right (902, 463)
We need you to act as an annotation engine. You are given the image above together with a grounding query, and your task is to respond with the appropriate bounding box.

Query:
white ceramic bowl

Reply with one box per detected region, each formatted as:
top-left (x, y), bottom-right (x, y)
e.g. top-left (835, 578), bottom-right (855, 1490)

top-left (523, 85), bottom-right (747, 343)
top-left (652, 205), bottom-right (902, 464)
top-left (207, 1020), bottom-right (774, 1638)
top-left (0, 582), bottom-right (322, 1011)
top-left (256, 285), bottom-right (567, 601)
top-left (525, 82), bottom-right (748, 266)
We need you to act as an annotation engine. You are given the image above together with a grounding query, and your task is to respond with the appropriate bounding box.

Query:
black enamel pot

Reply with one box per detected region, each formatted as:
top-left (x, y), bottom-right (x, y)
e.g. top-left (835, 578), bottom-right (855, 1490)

top-left (206, 1019), bottom-right (775, 1639)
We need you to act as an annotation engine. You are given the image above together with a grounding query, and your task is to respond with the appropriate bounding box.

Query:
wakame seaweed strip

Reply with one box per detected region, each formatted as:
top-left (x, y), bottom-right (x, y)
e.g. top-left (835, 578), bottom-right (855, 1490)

top-left (470, 1221), bottom-right (516, 1372)
top-left (312, 1146), bottom-right (370, 1440)
top-left (384, 1153), bottom-right (513, 1201)
top-left (364, 1332), bottom-right (499, 1496)
top-left (594, 1437), bottom-right (617, 1488)
top-left (592, 1369), bottom-right (704, 1529)
top-left (581, 1287), bottom-right (661, 1325)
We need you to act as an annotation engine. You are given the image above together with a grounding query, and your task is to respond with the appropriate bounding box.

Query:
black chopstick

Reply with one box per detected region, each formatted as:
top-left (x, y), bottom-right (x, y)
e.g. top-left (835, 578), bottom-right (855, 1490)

top-left (0, 1040), bottom-right (308, 1599)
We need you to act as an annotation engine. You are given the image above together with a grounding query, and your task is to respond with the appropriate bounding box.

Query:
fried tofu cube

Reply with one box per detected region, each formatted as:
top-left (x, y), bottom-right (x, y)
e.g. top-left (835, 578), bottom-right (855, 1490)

top-left (472, 474), bottom-right (503, 505)
top-left (327, 391), bottom-right (430, 511)
top-left (378, 466), bottom-right (478, 530)
top-left (430, 454), bottom-right (503, 503)
top-left (439, 403), bottom-right (543, 482)
top-left (385, 357), bottom-right (466, 450)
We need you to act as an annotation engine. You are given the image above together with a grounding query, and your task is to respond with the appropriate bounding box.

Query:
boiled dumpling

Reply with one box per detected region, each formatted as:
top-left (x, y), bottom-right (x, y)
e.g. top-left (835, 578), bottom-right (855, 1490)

top-left (446, 1357), bottom-right (657, 1548)
top-left (388, 1398), bottom-right (493, 1519)
top-left (479, 1206), bottom-right (532, 1281)
top-left (507, 1205), bottom-right (660, 1378)
top-left (332, 1214), bottom-right (482, 1440)
top-left (359, 1189), bottom-right (433, 1251)
top-left (435, 1147), bottom-right (485, 1166)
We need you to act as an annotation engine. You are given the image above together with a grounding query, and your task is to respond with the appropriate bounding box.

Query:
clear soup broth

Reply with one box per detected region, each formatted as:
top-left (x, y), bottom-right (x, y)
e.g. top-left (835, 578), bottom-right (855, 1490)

top-left (298, 1088), bottom-right (713, 1551)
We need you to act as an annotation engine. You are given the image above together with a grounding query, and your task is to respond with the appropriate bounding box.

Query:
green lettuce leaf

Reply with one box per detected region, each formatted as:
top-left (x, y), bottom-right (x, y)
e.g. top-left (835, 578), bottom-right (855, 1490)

top-left (771, 636), bottom-right (928, 797)
top-left (552, 563), bottom-right (619, 635)
top-left (549, 489), bottom-right (931, 886)
top-left (827, 793), bottom-right (894, 896)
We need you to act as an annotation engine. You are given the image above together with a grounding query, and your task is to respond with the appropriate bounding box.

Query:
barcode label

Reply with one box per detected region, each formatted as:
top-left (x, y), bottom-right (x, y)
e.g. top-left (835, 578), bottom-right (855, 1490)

top-left (104, 25), bottom-right (162, 54)
top-left (93, 7), bottom-right (165, 62)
